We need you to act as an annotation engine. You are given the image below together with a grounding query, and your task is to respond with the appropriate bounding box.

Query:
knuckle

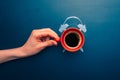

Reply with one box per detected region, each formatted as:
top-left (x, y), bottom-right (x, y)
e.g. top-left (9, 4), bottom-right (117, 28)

top-left (32, 30), bottom-right (37, 33)
top-left (32, 30), bottom-right (37, 36)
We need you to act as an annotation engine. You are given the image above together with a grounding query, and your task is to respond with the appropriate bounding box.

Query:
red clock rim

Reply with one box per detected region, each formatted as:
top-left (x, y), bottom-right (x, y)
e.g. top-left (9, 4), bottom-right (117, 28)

top-left (61, 28), bottom-right (85, 52)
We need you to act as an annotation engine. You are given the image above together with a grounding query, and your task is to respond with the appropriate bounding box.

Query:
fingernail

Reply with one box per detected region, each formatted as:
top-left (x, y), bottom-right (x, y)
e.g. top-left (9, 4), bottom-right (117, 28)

top-left (54, 38), bottom-right (60, 42)
top-left (54, 42), bottom-right (58, 46)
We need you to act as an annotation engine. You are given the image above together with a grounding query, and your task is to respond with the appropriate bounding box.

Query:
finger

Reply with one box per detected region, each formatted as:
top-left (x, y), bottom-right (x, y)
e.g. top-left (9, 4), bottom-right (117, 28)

top-left (41, 29), bottom-right (59, 40)
top-left (40, 40), bottom-right (58, 48)
top-left (46, 36), bottom-right (50, 41)
top-left (36, 29), bottom-right (60, 41)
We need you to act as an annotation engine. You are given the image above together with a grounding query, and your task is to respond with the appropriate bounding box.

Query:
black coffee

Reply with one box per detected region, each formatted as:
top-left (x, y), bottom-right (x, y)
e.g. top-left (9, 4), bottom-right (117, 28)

top-left (65, 32), bottom-right (80, 47)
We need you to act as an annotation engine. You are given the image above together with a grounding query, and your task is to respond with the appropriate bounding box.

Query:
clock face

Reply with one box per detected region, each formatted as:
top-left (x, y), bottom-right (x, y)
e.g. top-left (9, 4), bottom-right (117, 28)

top-left (61, 28), bottom-right (85, 52)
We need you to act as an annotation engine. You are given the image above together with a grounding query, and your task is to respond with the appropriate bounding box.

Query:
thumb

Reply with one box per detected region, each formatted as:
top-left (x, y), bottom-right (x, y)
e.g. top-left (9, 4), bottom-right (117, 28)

top-left (40, 40), bottom-right (58, 48)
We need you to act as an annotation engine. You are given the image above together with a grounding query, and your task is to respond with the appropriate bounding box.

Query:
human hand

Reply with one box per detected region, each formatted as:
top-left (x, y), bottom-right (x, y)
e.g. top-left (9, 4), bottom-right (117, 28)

top-left (19, 28), bottom-right (60, 58)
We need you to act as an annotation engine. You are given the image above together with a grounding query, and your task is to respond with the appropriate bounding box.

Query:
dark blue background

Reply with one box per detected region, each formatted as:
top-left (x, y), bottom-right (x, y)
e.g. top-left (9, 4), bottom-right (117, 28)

top-left (0, 0), bottom-right (120, 80)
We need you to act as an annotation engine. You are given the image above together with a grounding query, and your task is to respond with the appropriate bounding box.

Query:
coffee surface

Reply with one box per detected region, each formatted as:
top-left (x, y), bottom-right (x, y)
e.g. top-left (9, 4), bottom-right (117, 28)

top-left (65, 32), bottom-right (80, 47)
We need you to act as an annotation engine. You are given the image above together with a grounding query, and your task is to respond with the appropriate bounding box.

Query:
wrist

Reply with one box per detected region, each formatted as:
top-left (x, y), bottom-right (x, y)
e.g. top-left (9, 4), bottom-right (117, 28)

top-left (14, 47), bottom-right (27, 58)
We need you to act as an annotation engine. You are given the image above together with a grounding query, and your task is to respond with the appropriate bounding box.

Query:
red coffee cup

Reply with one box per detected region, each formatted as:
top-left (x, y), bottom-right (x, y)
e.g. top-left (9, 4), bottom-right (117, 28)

top-left (60, 28), bottom-right (85, 52)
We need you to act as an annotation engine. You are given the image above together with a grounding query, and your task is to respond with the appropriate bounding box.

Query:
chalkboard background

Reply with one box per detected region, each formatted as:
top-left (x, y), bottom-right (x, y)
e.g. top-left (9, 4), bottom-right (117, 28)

top-left (0, 0), bottom-right (120, 80)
